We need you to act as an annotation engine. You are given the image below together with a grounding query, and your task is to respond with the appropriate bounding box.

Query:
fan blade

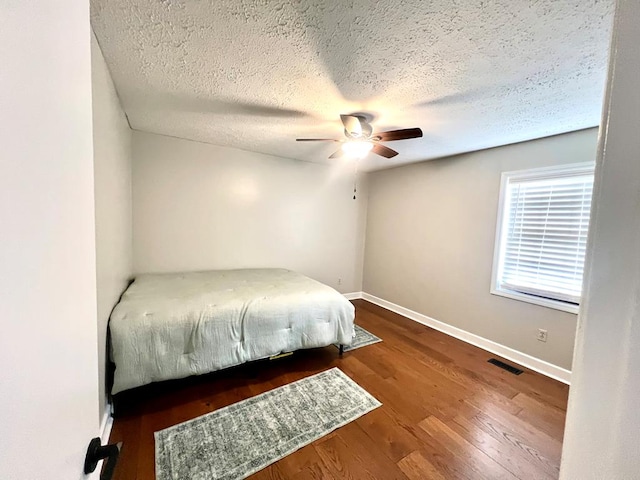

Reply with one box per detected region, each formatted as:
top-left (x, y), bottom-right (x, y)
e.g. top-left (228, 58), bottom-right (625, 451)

top-left (374, 128), bottom-right (423, 142)
top-left (296, 138), bottom-right (340, 142)
top-left (340, 114), bottom-right (363, 137)
top-left (329, 149), bottom-right (344, 159)
top-left (372, 144), bottom-right (399, 158)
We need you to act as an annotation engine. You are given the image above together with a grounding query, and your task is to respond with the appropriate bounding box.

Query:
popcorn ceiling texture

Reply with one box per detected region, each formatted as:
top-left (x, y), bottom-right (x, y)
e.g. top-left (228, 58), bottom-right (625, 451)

top-left (90, 0), bottom-right (614, 171)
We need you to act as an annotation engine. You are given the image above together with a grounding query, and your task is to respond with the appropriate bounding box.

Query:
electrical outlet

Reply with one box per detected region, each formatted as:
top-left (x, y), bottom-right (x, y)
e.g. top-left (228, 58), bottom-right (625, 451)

top-left (337, 278), bottom-right (342, 285)
top-left (537, 329), bottom-right (548, 342)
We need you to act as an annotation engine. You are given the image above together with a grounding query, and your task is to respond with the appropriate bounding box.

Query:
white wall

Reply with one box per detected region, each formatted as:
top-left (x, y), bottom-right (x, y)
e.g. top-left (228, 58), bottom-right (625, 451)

top-left (91, 33), bottom-right (132, 424)
top-left (560, 0), bottom-right (640, 476)
top-left (363, 129), bottom-right (598, 371)
top-left (0, 1), bottom-right (100, 479)
top-left (132, 132), bottom-right (368, 293)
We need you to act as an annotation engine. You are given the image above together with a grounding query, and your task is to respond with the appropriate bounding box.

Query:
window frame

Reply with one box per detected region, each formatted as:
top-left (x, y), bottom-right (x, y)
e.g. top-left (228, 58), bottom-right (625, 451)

top-left (490, 162), bottom-right (595, 314)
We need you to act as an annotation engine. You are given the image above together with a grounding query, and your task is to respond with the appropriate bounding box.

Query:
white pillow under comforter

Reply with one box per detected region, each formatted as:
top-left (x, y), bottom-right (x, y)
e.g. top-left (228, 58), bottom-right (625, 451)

top-left (109, 268), bottom-right (355, 394)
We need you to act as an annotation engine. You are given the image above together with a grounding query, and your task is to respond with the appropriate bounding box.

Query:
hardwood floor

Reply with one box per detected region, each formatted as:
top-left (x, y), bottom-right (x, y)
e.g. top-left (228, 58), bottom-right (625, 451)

top-left (108, 299), bottom-right (569, 479)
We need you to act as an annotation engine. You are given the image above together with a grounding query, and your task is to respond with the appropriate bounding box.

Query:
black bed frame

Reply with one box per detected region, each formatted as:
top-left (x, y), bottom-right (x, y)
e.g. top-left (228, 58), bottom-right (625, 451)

top-left (108, 339), bottom-right (347, 417)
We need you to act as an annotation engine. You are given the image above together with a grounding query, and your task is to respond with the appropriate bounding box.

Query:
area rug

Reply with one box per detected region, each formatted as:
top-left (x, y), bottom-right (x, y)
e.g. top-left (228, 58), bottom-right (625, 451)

top-left (155, 368), bottom-right (381, 480)
top-left (335, 324), bottom-right (383, 352)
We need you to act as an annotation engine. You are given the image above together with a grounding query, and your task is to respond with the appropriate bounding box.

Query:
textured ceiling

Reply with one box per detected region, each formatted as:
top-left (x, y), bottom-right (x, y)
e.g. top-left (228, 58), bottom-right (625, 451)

top-left (91, 0), bottom-right (614, 171)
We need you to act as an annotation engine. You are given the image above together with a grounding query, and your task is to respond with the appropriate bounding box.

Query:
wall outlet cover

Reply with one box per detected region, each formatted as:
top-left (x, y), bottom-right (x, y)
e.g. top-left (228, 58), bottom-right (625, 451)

top-left (537, 329), bottom-right (548, 342)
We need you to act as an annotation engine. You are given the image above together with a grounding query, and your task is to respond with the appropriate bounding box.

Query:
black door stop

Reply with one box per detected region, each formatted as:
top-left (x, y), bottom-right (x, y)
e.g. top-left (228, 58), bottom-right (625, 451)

top-left (84, 437), bottom-right (122, 480)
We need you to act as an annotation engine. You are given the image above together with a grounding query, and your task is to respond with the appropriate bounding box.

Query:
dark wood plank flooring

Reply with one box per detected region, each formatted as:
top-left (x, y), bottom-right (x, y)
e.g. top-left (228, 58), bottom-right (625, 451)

top-left (108, 299), bottom-right (569, 479)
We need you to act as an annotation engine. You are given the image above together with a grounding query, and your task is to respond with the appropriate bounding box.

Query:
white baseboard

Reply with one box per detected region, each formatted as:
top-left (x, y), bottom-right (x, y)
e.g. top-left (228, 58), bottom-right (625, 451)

top-left (359, 292), bottom-right (572, 385)
top-left (100, 402), bottom-right (114, 445)
top-left (343, 291), bottom-right (363, 300)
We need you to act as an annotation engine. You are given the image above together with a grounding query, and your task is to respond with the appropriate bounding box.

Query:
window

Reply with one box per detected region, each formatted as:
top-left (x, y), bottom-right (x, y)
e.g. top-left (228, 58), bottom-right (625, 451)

top-left (491, 163), bottom-right (595, 313)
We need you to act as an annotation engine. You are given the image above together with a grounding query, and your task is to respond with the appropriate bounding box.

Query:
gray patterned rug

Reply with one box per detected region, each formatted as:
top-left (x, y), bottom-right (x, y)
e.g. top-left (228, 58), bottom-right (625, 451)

top-left (155, 368), bottom-right (381, 480)
top-left (335, 324), bottom-right (383, 352)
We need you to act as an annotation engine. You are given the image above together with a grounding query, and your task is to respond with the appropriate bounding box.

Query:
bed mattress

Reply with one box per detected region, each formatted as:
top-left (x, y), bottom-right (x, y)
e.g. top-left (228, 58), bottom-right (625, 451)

top-left (109, 268), bottom-right (355, 394)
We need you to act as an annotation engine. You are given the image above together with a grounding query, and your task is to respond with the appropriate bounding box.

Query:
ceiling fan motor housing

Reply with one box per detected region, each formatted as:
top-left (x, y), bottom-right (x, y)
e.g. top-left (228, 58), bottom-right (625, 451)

top-left (344, 116), bottom-right (373, 139)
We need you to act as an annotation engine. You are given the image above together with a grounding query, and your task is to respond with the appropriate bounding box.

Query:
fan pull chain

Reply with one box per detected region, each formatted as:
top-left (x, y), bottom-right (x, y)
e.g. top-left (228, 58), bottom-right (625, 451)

top-left (353, 160), bottom-right (359, 200)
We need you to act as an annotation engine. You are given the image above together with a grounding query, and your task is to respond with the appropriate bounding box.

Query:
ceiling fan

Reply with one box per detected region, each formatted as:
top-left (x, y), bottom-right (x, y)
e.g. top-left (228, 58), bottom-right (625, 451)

top-left (296, 114), bottom-right (423, 159)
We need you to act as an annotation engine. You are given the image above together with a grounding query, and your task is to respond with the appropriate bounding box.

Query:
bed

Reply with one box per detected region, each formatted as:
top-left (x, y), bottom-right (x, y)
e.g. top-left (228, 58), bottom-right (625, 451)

top-left (109, 268), bottom-right (355, 395)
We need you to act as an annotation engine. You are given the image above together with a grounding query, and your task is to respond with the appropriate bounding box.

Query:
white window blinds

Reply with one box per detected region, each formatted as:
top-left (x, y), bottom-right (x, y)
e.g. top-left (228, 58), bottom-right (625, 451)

top-left (495, 165), bottom-right (594, 306)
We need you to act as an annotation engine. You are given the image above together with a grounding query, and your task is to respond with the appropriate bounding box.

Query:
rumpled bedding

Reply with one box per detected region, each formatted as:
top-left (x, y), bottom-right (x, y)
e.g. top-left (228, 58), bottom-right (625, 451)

top-left (109, 268), bottom-right (355, 394)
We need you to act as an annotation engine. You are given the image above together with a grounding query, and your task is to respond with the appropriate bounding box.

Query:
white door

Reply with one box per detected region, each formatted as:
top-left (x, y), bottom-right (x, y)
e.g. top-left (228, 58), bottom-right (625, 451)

top-left (0, 2), bottom-right (101, 479)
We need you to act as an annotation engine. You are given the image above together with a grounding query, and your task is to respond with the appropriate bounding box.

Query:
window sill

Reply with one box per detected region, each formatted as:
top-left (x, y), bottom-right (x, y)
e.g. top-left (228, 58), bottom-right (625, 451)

top-left (490, 287), bottom-right (580, 314)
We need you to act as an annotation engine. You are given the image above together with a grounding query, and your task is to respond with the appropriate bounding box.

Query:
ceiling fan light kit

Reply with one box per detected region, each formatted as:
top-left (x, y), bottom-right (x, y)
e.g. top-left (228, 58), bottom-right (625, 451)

top-left (342, 141), bottom-right (374, 158)
top-left (297, 114), bottom-right (422, 161)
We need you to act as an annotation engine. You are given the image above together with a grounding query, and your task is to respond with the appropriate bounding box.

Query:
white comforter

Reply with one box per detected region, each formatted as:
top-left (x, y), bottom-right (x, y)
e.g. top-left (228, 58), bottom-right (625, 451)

top-left (109, 269), bottom-right (355, 394)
